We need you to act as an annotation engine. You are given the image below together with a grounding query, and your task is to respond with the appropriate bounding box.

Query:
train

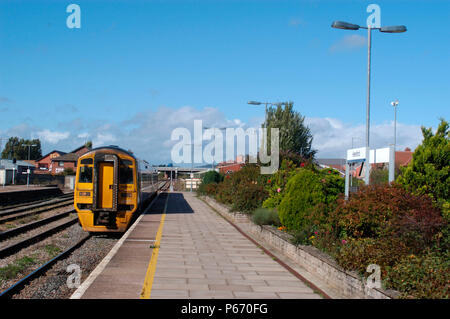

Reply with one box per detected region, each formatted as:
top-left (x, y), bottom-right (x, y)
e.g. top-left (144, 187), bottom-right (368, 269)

top-left (74, 145), bottom-right (159, 233)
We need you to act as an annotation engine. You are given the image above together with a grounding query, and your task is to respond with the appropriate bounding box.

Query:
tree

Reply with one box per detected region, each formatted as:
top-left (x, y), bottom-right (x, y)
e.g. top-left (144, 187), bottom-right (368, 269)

top-left (264, 102), bottom-right (316, 159)
top-left (85, 140), bottom-right (92, 149)
top-left (1, 137), bottom-right (42, 160)
top-left (397, 118), bottom-right (449, 213)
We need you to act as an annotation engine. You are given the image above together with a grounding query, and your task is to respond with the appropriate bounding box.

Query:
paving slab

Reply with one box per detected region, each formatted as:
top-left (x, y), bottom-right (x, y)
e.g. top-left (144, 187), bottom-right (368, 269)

top-left (75, 191), bottom-right (322, 299)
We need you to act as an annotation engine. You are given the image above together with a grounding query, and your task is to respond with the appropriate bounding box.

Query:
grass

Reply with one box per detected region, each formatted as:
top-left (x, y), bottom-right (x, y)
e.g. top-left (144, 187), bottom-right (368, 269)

top-left (0, 256), bottom-right (36, 283)
top-left (44, 244), bottom-right (62, 257)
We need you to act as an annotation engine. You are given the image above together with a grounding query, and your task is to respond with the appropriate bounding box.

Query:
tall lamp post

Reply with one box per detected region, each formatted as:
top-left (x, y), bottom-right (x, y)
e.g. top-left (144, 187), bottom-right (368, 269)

top-left (390, 100), bottom-right (399, 151)
top-left (21, 144), bottom-right (37, 188)
top-left (331, 21), bottom-right (406, 184)
top-left (247, 101), bottom-right (289, 127)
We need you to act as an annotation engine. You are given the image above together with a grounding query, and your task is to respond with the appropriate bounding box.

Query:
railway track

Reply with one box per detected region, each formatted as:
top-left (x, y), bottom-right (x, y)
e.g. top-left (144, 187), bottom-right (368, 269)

top-left (0, 181), bottom-right (170, 298)
top-left (0, 199), bottom-right (74, 224)
top-left (0, 233), bottom-right (91, 299)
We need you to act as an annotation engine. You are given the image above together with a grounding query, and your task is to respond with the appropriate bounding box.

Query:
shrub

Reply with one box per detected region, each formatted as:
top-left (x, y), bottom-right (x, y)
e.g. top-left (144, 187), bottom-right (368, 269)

top-left (214, 164), bottom-right (269, 213)
top-left (202, 170), bottom-right (224, 185)
top-left (251, 208), bottom-right (281, 226)
top-left (231, 181), bottom-right (268, 214)
top-left (197, 171), bottom-right (223, 195)
top-left (278, 168), bottom-right (344, 232)
top-left (335, 237), bottom-right (410, 275)
top-left (330, 184), bottom-right (444, 246)
top-left (262, 159), bottom-right (300, 209)
top-left (278, 169), bottom-right (325, 231)
top-left (397, 118), bottom-right (449, 211)
top-left (385, 249), bottom-right (450, 299)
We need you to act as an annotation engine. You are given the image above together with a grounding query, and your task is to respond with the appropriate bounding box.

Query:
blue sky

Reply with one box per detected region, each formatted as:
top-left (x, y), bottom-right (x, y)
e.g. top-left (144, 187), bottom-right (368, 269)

top-left (0, 0), bottom-right (449, 163)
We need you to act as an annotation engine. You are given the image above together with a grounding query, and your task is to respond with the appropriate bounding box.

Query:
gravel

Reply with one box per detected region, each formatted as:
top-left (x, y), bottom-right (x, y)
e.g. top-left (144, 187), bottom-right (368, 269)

top-left (1, 221), bottom-right (119, 298)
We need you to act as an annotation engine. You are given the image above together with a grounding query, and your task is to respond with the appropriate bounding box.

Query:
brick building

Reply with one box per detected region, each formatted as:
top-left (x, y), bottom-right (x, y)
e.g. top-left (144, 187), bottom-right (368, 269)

top-left (50, 145), bottom-right (91, 175)
top-left (35, 150), bottom-right (66, 173)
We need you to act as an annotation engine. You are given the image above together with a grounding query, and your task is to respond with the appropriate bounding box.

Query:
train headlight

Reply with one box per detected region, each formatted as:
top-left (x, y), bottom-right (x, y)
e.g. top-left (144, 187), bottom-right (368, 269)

top-left (79, 192), bottom-right (91, 196)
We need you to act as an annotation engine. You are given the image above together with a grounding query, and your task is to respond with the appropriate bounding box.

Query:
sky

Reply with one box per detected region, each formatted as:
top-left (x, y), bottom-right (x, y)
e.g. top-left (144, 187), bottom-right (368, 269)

top-left (0, 0), bottom-right (449, 164)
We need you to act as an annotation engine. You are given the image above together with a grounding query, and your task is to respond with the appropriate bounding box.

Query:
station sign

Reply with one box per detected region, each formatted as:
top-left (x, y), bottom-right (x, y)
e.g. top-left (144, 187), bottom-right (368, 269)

top-left (347, 147), bottom-right (391, 164)
top-left (347, 147), bottom-right (367, 162)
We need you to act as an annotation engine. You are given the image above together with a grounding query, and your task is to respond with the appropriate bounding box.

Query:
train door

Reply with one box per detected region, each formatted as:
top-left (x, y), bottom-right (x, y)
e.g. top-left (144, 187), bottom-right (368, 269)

top-left (98, 162), bottom-right (114, 209)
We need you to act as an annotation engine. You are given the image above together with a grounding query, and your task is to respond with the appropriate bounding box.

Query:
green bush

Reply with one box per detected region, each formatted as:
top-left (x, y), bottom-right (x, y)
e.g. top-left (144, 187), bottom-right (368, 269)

top-left (197, 171), bottom-right (223, 195)
top-left (214, 164), bottom-right (269, 212)
top-left (385, 249), bottom-right (450, 299)
top-left (335, 237), bottom-right (410, 275)
top-left (278, 169), bottom-right (324, 231)
top-left (397, 118), bottom-right (449, 212)
top-left (202, 170), bottom-right (223, 185)
top-left (251, 208), bottom-right (281, 226)
top-left (262, 159), bottom-right (300, 209)
top-left (278, 168), bottom-right (344, 232)
top-left (231, 181), bottom-right (268, 214)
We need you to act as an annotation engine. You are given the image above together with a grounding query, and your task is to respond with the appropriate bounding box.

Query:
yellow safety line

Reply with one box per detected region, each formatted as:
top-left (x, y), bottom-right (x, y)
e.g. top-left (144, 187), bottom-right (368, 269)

top-left (140, 193), bottom-right (169, 299)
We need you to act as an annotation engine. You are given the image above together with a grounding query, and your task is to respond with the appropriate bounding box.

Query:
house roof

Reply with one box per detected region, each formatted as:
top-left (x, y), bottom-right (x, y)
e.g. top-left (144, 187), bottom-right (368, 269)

top-left (36, 150), bottom-right (66, 162)
top-left (0, 159), bottom-right (35, 169)
top-left (316, 158), bottom-right (346, 166)
top-left (395, 149), bottom-right (413, 167)
top-left (51, 153), bottom-right (79, 162)
top-left (71, 145), bottom-right (90, 154)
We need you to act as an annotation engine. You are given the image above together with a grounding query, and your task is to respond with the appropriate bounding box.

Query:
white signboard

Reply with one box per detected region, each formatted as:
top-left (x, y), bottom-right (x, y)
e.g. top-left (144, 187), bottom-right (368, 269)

top-left (347, 147), bottom-right (390, 164)
top-left (370, 147), bottom-right (390, 164)
top-left (347, 147), bottom-right (367, 162)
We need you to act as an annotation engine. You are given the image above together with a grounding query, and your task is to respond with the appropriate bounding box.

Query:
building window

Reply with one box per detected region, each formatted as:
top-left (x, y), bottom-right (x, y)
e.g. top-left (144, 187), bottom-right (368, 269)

top-left (59, 161), bottom-right (64, 167)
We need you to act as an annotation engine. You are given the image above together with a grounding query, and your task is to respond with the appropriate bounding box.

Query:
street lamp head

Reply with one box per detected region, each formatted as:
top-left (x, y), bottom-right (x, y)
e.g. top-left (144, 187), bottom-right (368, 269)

top-left (380, 25), bottom-right (407, 33)
top-left (331, 21), bottom-right (360, 30)
top-left (247, 101), bottom-right (262, 105)
top-left (391, 100), bottom-right (399, 107)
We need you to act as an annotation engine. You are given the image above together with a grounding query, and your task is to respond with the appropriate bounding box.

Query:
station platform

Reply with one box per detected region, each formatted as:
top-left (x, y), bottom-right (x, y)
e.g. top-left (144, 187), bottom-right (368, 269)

top-left (0, 186), bottom-right (64, 205)
top-left (71, 192), bottom-right (322, 299)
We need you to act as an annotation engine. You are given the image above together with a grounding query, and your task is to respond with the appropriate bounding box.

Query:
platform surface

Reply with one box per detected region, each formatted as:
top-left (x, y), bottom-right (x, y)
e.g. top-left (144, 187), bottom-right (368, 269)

top-left (76, 191), bottom-right (322, 299)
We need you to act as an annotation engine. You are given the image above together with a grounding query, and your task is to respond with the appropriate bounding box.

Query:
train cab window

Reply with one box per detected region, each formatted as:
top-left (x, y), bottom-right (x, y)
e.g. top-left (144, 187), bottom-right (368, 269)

top-left (81, 158), bottom-right (93, 165)
top-left (79, 166), bottom-right (93, 183)
top-left (119, 160), bottom-right (134, 184)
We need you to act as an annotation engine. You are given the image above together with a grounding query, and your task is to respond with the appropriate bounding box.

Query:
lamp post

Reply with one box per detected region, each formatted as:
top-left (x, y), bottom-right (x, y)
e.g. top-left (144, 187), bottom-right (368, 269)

top-left (21, 144), bottom-right (37, 187)
top-left (390, 100), bottom-right (399, 151)
top-left (331, 21), bottom-right (406, 185)
top-left (248, 100), bottom-right (288, 155)
top-left (247, 101), bottom-right (289, 127)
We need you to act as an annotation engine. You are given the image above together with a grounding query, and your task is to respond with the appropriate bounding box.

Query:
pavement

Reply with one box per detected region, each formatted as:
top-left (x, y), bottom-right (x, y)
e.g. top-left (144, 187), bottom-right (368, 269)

top-left (73, 191), bottom-right (322, 299)
top-left (0, 185), bottom-right (57, 193)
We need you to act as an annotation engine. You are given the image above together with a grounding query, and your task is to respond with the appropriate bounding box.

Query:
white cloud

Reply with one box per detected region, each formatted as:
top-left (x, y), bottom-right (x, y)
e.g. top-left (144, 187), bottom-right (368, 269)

top-left (77, 132), bottom-right (89, 139)
top-left (35, 129), bottom-right (70, 144)
top-left (330, 34), bottom-right (366, 52)
top-left (93, 133), bottom-right (117, 146)
top-left (2, 106), bottom-right (426, 165)
top-left (305, 117), bottom-right (423, 158)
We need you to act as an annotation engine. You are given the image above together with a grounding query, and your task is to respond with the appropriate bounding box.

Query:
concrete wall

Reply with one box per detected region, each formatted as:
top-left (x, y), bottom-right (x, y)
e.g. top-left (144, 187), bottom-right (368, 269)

top-left (202, 195), bottom-right (399, 299)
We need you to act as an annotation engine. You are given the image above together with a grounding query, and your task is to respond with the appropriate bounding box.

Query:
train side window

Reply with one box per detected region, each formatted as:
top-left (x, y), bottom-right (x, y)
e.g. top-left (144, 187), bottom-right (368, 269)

top-left (79, 166), bottom-right (93, 183)
top-left (119, 164), bottom-right (134, 184)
